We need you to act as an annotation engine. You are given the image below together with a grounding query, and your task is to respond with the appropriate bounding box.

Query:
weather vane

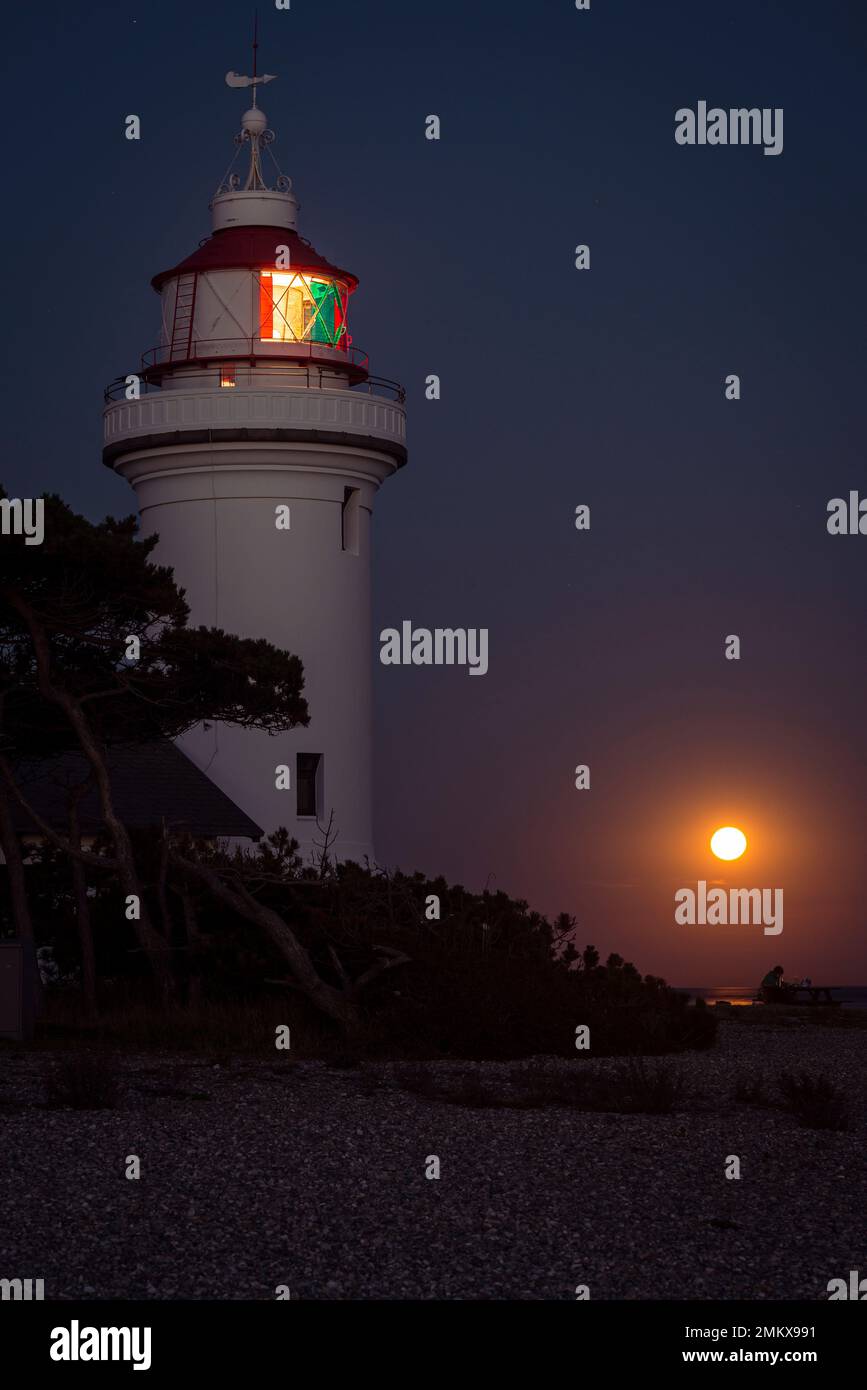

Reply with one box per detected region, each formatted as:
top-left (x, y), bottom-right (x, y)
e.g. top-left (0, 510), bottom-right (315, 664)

top-left (217, 14), bottom-right (288, 195)
top-left (225, 13), bottom-right (276, 108)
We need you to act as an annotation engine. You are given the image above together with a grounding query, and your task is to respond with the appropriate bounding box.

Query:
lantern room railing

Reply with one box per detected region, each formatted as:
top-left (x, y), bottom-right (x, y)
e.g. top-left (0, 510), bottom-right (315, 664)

top-left (139, 338), bottom-right (371, 378)
top-left (104, 361), bottom-right (406, 405)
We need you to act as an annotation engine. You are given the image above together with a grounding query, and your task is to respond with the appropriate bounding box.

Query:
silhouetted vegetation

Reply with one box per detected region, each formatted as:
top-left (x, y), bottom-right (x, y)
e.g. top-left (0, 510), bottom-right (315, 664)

top-left (0, 489), bottom-right (309, 1005)
top-left (44, 1053), bottom-right (120, 1110)
top-left (0, 489), bottom-right (717, 1061)
top-left (777, 1070), bottom-right (850, 1131)
top-left (732, 1073), bottom-right (769, 1106)
top-left (729, 1069), bottom-right (852, 1130)
top-left (395, 1057), bottom-right (688, 1113)
top-left (9, 836), bottom-right (717, 1058)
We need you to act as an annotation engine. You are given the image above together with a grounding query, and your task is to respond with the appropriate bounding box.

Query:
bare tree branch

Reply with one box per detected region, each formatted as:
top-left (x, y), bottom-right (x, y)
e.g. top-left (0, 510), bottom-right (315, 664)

top-left (350, 946), bottom-right (412, 995)
top-left (0, 754), bottom-right (120, 870)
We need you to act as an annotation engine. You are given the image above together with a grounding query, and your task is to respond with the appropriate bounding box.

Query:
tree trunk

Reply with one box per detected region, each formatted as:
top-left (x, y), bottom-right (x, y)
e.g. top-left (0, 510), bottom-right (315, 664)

top-left (69, 799), bottom-right (98, 1020)
top-left (62, 709), bottom-right (173, 1001)
top-left (7, 601), bottom-right (174, 1003)
top-left (0, 785), bottom-right (34, 940)
top-left (170, 850), bottom-right (362, 1034)
top-left (0, 786), bottom-right (46, 1015)
top-left (179, 888), bottom-right (203, 1010)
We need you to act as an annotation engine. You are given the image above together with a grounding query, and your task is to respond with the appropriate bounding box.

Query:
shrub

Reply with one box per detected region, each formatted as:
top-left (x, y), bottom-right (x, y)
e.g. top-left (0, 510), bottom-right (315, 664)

top-left (27, 835), bottom-right (719, 1062)
top-left (777, 1071), bottom-right (849, 1131)
top-left (612, 1057), bottom-right (687, 1114)
top-left (396, 1058), bottom-right (686, 1114)
top-left (41, 989), bottom-right (331, 1058)
top-left (324, 1052), bottom-right (362, 1070)
top-left (393, 1063), bottom-right (441, 1100)
top-left (438, 1072), bottom-right (501, 1108)
top-left (733, 1073), bottom-right (769, 1106)
top-left (364, 947), bottom-right (717, 1061)
top-left (45, 1053), bottom-right (120, 1110)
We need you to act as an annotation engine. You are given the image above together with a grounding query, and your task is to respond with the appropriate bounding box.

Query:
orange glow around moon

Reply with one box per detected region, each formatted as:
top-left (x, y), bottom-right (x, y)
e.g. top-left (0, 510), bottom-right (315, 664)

top-left (710, 826), bottom-right (747, 861)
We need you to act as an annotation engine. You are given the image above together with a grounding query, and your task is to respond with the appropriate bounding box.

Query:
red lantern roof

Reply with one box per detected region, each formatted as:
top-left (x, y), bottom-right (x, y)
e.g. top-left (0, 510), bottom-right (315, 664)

top-left (151, 225), bottom-right (358, 293)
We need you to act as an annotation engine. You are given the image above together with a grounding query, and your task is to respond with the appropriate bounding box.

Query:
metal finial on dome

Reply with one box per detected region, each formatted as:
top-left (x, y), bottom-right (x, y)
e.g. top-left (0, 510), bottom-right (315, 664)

top-left (212, 38), bottom-right (298, 231)
top-left (222, 14), bottom-right (280, 189)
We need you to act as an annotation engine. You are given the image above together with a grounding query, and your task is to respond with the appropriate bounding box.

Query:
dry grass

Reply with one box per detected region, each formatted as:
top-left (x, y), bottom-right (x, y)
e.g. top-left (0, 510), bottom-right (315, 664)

top-left (777, 1070), bottom-right (850, 1131)
top-left (394, 1058), bottom-right (688, 1114)
top-left (732, 1073), bottom-right (770, 1106)
top-left (44, 1053), bottom-right (120, 1110)
top-left (30, 992), bottom-right (333, 1058)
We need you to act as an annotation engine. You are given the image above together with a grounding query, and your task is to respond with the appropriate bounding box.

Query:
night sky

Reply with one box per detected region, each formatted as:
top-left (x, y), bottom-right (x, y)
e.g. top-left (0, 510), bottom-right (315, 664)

top-left (3, 0), bottom-right (866, 983)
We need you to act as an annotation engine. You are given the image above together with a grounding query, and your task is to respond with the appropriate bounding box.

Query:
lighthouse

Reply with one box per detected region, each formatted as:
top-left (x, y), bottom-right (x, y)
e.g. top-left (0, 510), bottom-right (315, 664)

top-left (103, 67), bottom-right (407, 864)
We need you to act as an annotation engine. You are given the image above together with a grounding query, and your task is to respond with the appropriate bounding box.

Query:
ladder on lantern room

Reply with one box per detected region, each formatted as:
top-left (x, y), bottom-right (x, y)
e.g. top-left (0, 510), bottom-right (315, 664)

top-left (169, 273), bottom-right (198, 361)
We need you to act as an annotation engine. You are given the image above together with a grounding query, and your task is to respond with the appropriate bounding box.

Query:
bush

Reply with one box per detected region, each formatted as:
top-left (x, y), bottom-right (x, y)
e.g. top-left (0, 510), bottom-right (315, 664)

top-left (611, 1057), bottom-right (687, 1114)
top-left (26, 839), bottom-right (719, 1063)
top-left (363, 946), bottom-right (717, 1060)
top-left (733, 1073), bottom-right (769, 1106)
top-left (777, 1071), bottom-right (850, 1131)
top-left (396, 1058), bottom-right (687, 1114)
top-left (45, 1053), bottom-right (120, 1110)
top-left (393, 1063), bottom-right (441, 1100)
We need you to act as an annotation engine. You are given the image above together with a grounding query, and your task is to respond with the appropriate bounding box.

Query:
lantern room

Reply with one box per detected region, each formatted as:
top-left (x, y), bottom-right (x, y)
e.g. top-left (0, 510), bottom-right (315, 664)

top-left (142, 92), bottom-right (367, 386)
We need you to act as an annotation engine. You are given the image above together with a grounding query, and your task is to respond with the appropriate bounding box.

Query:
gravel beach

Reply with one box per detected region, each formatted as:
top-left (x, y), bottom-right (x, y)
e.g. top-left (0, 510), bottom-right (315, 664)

top-left (1, 1019), bottom-right (865, 1301)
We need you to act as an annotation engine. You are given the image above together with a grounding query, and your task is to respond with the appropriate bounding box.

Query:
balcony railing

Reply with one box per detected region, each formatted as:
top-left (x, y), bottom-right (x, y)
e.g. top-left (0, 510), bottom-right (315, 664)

top-left (104, 361), bottom-right (406, 405)
top-left (140, 338), bottom-right (371, 376)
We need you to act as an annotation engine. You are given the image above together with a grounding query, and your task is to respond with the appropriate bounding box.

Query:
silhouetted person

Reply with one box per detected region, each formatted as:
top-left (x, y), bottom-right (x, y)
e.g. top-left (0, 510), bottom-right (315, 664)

top-left (760, 964), bottom-right (787, 1003)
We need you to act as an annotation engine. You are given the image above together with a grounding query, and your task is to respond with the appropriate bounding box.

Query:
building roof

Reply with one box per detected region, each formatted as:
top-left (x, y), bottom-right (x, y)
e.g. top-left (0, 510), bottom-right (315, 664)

top-left (7, 741), bottom-right (262, 841)
top-left (151, 225), bottom-right (358, 292)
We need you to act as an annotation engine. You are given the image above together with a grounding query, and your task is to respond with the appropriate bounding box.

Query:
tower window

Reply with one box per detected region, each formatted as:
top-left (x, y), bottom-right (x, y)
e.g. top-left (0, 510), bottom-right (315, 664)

top-left (341, 487), bottom-right (360, 554)
top-left (220, 364), bottom-right (236, 388)
top-left (296, 753), bottom-right (322, 819)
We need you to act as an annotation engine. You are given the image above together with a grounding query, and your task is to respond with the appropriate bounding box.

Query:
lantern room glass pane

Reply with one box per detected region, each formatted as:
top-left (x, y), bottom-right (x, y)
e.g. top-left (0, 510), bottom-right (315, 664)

top-left (259, 270), bottom-right (348, 348)
top-left (309, 279), bottom-right (335, 343)
top-left (273, 279), bottom-right (303, 341)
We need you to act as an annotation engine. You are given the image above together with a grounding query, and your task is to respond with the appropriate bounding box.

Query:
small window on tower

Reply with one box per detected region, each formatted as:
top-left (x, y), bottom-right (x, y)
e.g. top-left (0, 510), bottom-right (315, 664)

top-left (296, 753), bottom-right (322, 819)
top-left (220, 365), bottom-right (236, 388)
top-left (341, 487), bottom-right (360, 554)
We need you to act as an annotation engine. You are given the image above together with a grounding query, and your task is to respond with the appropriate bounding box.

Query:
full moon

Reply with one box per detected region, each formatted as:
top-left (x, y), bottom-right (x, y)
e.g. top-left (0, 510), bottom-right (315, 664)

top-left (710, 826), bottom-right (747, 861)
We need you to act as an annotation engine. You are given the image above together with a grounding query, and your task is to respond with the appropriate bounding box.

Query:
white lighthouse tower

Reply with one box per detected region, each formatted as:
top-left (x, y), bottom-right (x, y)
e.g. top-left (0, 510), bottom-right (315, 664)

top-left (103, 66), bottom-right (407, 863)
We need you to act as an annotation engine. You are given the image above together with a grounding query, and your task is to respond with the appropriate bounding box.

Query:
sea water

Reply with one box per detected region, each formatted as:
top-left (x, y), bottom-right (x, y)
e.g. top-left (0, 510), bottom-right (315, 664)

top-left (675, 985), bottom-right (867, 1009)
